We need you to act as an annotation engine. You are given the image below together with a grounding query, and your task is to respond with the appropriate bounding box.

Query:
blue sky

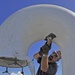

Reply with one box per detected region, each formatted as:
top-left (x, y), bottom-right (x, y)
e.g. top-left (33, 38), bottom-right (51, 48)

top-left (0, 0), bottom-right (75, 25)
top-left (0, 0), bottom-right (75, 75)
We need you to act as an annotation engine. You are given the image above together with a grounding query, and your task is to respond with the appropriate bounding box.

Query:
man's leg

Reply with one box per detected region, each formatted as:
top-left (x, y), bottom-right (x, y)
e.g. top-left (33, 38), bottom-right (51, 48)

top-left (40, 38), bottom-right (52, 72)
top-left (39, 33), bottom-right (56, 56)
top-left (39, 37), bottom-right (52, 56)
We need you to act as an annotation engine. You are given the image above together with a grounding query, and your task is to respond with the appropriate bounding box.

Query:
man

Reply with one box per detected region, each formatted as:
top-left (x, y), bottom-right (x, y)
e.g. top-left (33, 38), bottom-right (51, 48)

top-left (33, 33), bottom-right (61, 75)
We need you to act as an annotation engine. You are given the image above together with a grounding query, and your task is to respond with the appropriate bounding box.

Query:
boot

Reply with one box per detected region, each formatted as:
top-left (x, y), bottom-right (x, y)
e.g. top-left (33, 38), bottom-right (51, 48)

top-left (45, 33), bottom-right (56, 41)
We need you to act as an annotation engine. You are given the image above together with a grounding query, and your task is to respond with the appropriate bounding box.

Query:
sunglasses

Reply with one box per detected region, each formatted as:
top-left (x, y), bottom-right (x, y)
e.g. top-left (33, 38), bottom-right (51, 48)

top-left (53, 51), bottom-right (59, 58)
top-left (49, 51), bottom-right (60, 61)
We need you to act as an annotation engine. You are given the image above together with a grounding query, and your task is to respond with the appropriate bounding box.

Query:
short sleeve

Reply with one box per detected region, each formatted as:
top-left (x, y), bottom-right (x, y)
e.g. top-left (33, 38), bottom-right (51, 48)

top-left (37, 57), bottom-right (42, 64)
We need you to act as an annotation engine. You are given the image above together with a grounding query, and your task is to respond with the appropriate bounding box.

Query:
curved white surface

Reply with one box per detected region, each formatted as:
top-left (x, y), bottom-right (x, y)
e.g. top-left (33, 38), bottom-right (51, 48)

top-left (0, 4), bottom-right (75, 75)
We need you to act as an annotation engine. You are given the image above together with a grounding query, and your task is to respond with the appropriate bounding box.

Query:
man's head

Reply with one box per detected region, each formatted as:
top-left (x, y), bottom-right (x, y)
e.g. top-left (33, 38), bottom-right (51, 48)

top-left (48, 51), bottom-right (61, 63)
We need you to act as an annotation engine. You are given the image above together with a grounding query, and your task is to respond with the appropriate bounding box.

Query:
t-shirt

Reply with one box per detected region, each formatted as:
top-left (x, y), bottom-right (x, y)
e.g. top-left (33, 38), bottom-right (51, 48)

top-left (36, 57), bottom-right (57, 75)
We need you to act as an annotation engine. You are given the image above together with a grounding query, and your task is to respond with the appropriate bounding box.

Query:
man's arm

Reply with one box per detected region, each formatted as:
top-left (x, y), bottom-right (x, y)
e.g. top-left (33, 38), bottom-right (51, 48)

top-left (33, 52), bottom-right (41, 60)
top-left (41, 55), bottom-right (49, 72)
top-left (34, 53), bottom-right (49, 72)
